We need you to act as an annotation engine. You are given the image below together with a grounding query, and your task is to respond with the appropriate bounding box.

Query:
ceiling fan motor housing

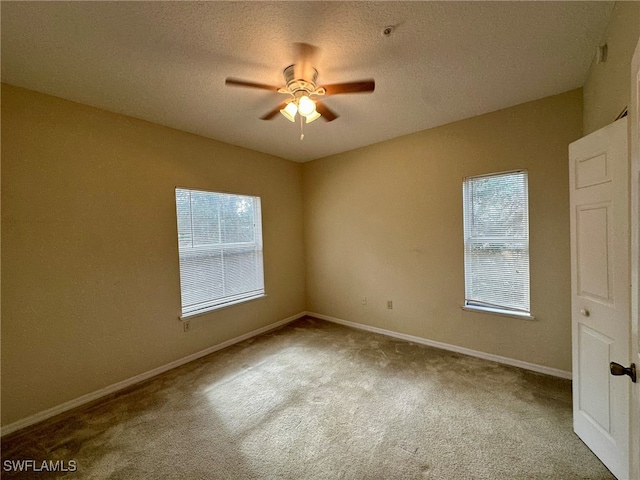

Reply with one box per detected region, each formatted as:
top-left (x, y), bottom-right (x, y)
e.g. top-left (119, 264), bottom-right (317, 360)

top-left (283, 64), bottom-right (318, 95)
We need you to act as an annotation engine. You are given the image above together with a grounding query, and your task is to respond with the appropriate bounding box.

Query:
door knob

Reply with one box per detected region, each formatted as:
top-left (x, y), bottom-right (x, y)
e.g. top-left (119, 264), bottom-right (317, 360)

top-left (609, 362), bottom-right (637, 383)
top-left (580, 309), bottom-right (589, 317)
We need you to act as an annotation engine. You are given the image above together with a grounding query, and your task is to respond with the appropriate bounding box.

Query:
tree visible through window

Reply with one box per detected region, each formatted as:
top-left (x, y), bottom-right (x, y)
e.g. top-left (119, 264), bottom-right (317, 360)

top-left (175, 188), bottom-right (265, 317)
top-left (462, 170), bottom-right (530, 316)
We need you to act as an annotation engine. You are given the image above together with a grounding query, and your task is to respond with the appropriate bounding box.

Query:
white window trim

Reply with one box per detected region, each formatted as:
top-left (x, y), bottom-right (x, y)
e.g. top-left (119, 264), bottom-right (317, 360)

top-left (462, 304), bottom-right (535, 321)
top-left (180, 293), bottom-right (267, 320)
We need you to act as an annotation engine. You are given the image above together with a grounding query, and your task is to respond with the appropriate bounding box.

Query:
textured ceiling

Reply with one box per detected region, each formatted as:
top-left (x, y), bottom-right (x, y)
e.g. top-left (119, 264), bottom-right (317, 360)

top-left (1, 1), bottom-right (613, 162)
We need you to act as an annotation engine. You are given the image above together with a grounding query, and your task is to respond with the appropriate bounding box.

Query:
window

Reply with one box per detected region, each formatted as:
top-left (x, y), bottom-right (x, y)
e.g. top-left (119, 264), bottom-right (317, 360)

top-left (462, 170), bottom-right (531, 318)
top-left (175, 188), bottom-right (265, 317)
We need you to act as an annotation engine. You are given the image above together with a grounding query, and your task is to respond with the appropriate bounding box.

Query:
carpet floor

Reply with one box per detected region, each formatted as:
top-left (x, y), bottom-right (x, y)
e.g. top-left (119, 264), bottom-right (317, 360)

top-left (1, 317), bottom-right (615, 479)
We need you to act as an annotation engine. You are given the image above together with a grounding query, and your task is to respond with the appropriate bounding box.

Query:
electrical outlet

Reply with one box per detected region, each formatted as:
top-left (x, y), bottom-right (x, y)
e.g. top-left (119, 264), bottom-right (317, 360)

top-left (361, 296), bottom-right (367, 305)
top-left (183, 321), bottom-right (191, 332)
top-left (387, 300), bottom-right (393, 309)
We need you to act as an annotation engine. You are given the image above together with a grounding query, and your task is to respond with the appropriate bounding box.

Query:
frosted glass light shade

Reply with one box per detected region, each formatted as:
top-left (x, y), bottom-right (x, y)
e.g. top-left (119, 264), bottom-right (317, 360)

top-left (297, 95), bottom-right (316, 116)
top-left (280, 102), bottom-right (298, 122)
top-left (305, 110), bottom-right (321, 123)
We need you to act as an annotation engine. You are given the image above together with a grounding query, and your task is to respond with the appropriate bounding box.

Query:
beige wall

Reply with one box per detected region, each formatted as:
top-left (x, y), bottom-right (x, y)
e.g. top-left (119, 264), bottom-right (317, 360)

top-left (583, 1), bottom-right (640, 134)
top-left (303, 89), bottom-right (583, 372)
top-left (1, 85), bottom-right (306, 426)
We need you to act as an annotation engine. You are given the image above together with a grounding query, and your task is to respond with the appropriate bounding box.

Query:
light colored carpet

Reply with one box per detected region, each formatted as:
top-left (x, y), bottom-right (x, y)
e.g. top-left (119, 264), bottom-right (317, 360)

top-left (1, 317), bottom-right (615, 479)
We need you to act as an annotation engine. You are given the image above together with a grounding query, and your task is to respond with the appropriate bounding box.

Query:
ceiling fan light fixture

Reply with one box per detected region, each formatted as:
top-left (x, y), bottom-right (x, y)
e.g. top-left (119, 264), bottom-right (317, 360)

top-left (280, 101), bottom-right (298, 122)
top-left (297, 94), bottom-right (316, 117)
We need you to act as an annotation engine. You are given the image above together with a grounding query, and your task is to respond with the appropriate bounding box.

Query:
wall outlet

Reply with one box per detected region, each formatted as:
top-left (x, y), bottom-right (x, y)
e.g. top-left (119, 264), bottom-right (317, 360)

top-left (183, 321), bottom-right (191, 332)
top-left (387, 300), bottom-right (393, 309)
top-left (361, 296), bottom-right (367, 305)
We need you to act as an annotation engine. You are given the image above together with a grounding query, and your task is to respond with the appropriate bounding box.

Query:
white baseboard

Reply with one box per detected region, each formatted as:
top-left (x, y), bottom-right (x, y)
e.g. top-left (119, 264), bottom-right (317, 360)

top-left (306, 312), bottom-right (572, 380)
top-left (1, 312), bottom-right (305, 437)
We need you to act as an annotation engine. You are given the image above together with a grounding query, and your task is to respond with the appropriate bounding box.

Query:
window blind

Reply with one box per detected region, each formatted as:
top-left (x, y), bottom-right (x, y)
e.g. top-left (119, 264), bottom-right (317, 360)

top-left (462, 171), bottom-right (530, 315)
top-left (175, 188), bottom-right (264, 316)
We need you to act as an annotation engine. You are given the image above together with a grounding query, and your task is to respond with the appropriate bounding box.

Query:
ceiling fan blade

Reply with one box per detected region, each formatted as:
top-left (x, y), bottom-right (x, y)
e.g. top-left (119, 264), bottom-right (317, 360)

top-left (260, 102), bottom-right (288, 120)
top-left (315, 100), bottom-right (339, 122)
top-left (321, 80), bottom-right (375, 96)
top-left (225, 78), bottom-right (280, 91)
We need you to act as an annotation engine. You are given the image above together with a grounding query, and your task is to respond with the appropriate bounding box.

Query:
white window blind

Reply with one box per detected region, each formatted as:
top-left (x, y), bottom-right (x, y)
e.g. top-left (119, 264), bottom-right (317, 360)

top-left (175, 188), bottom-right (264, 317)
top-left (462, 170), bottom-right (530, 316)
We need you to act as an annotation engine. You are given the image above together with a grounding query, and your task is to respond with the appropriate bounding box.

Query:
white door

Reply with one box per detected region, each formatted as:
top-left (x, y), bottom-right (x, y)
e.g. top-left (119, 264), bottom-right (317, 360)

top-left (569, 117), bottom-right (630, 480)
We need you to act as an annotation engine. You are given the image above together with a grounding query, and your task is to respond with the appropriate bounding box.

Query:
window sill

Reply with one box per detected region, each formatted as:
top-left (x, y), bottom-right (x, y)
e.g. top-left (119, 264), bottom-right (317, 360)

top-left (462, 305), bottom-right (535, 321)
top-left (180, 294), bottom-right (267, 320)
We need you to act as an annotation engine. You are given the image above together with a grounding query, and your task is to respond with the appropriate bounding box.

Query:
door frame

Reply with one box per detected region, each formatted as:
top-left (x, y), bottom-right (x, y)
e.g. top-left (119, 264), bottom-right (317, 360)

top-left (629, 36), bottom-right (640, 480)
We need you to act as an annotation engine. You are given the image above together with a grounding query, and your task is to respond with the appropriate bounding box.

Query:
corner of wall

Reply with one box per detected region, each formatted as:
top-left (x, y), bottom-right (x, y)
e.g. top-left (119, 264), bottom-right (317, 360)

top-left (583, 1), bottom-right (640, 134)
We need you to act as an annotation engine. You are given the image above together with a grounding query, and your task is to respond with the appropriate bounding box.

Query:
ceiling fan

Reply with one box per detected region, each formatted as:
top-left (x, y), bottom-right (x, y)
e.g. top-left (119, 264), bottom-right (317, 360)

top-left (225, 43), bottom-right (375, 126)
